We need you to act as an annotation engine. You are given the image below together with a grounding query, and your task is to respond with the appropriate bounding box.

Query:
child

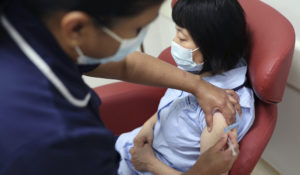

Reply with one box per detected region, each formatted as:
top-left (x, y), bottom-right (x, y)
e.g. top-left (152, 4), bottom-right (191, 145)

top-left (116, 0), bottom-right (254, 174)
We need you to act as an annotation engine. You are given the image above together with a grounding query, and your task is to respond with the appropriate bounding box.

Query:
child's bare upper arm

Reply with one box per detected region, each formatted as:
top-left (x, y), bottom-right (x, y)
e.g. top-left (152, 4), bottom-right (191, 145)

top-left (200, 112), bottom-right (237, 154)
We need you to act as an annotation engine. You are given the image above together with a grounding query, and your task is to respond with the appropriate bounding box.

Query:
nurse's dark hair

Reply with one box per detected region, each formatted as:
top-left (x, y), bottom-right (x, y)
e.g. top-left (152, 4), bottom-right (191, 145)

top-left (172, 0), bottom-right (251, 74)
top-left (0, 0), bottom-right (163, 26)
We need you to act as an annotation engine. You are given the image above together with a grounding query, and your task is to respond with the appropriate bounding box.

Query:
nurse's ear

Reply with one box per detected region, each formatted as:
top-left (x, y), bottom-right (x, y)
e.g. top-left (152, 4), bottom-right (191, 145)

top-left (60, 12), bottom-right (93, 48)
top-left (54, 11), bottom-right (117, 61)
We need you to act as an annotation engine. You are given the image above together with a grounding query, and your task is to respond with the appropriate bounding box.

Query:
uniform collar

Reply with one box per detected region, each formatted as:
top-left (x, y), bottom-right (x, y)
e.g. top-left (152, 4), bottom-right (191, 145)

top-left (202, 59), bottom-right (248, 90)
top-left (3, 0), bottom-right (75, 68)
top-left (3, 0), bottom-right (91, 100)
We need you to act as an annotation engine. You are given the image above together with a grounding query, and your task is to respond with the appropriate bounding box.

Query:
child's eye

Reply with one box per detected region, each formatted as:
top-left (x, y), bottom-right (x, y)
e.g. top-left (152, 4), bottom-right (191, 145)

top-left (179, 38), bottom-right (186, 42)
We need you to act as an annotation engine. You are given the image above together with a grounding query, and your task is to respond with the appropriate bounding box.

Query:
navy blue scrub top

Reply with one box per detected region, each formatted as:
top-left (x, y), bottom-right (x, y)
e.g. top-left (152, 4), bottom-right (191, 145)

top-left (0, 1), bottom-right (118, 174)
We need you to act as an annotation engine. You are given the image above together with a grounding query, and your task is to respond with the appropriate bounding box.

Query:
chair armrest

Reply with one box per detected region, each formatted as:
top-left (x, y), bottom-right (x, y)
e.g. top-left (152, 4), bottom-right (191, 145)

top-left (94, 82), bottom-right (166, 135)
top-left (230, 100), bottom-right (277, 175)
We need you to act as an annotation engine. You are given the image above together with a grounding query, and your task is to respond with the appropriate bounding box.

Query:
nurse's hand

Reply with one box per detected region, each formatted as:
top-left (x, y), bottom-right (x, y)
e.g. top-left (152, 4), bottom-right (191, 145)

top-left (184, 133), bottom-right (239, 175)
top-left (195, 79), bottom-right (242, 132)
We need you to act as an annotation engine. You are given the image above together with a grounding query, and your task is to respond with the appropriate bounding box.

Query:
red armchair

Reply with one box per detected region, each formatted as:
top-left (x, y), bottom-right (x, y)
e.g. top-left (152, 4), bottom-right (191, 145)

top-left (94, 0), bottom-right (295, 174)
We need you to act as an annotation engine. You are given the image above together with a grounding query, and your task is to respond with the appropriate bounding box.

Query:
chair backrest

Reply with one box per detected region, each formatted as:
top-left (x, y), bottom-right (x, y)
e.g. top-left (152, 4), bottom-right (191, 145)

top-left (240, 0), bottom-right (295, 103)
top-left (171, 0), bottom-right (295, 104)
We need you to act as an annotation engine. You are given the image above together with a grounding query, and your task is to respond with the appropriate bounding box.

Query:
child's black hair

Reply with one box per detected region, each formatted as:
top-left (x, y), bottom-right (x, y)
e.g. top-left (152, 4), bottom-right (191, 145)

top-left (172, 0), bottom-right (250, 74)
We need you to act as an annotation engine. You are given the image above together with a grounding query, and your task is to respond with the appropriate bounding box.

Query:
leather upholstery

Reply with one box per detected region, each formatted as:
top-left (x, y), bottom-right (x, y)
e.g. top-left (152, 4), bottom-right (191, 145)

top-left (95, 83), bottom-right (165, 135)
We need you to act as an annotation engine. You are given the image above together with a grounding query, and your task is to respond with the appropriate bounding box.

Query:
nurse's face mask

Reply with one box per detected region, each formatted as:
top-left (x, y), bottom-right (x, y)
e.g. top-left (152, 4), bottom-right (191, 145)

top-left (76, 26), bottom-right (149, 65)
top-left (171, 41), bottom-right (204, 72)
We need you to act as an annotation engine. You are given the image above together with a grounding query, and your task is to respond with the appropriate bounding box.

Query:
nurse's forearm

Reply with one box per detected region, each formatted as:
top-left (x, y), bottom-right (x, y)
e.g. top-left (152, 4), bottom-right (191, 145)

top-left (123, 52), bottom-right (202, 93)
top-left (86, 51), bottom-right (241, 132)
top-left (90, 51), bottom-right (203, 94)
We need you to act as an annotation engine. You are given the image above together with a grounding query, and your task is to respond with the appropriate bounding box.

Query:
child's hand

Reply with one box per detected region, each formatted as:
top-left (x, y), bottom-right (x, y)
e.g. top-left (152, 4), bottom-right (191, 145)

top-left (133, 122), bottom-right (154, 147)
top-left (129, 143), bottom-right (157, 172)
top-left (130, 114), bottom-right (157, 172)
top-left (133, 113), bottom-right (157, 147)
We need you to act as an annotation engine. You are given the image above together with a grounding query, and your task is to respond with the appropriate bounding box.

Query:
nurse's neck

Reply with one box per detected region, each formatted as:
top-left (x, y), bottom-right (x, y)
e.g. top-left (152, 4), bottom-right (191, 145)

top-left (200, 72), bottom-right (212, 77)
top-left (42, 12), bottom-right (79, 63)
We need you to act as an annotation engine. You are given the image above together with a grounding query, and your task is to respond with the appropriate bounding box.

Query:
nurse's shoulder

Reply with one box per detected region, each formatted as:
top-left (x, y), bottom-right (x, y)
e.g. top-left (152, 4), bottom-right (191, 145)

top-left (0, 27), bottom-right (117, 175)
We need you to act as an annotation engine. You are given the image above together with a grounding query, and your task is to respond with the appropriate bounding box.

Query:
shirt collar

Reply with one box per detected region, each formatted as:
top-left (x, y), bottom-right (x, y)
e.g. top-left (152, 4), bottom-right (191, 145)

top-left (202, 59), bottom-right (248, 90)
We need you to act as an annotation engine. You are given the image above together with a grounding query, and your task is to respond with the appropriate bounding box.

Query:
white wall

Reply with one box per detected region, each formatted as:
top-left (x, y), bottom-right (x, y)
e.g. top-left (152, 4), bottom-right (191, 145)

top-left (143, 0), bottom-right (176, 57)
top-left (262, 86), bottom-right (300, 175)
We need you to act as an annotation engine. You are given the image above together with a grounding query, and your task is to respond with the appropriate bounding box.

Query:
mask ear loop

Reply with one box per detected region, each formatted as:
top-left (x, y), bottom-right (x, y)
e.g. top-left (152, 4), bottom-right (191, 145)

top-left (71, 39), bottom-right (84, 57)
top-left (102, 27), bottom-right (123, 43)
top-left (192, 48), bottom-right (200, 52)
top-left (75, 46), bottom-right (84, 57)
top-left (192, 48), bottom-right (204, 67)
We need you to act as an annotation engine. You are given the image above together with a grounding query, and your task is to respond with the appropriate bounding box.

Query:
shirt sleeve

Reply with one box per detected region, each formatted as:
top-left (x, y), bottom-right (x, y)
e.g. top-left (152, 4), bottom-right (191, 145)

top-left (197, 110), bottom-right (208, 132)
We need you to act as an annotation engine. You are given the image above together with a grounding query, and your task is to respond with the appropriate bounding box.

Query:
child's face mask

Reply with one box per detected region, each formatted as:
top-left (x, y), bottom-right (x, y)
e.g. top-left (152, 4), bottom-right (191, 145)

top-left (171, 41), bottom-right (204, 72)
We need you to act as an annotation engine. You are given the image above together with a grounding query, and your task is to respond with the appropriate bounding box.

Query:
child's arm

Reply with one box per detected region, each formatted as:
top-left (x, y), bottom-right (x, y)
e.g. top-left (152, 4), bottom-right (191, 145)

top-left (200, 112), bottom-right (238, 175)
top-left (130, 132), bottom-right (238, 175)
top-left (144, 155), bottom-right (183, 175)
top-left (130, 142), bottom-right (182, 175)
top-left (131, 112), bottom-right (183, 175)
top-left (200, 112), bottom-right (238, 154)
top-left (133, 112), bottom-right (158, 146)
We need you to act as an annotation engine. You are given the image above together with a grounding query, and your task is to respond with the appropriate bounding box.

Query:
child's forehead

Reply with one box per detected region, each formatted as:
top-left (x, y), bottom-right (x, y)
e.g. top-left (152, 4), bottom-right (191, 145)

top-left (175, 25), bottom-right (184, 30)
top-left (175, 25), bottom-right (190, 37)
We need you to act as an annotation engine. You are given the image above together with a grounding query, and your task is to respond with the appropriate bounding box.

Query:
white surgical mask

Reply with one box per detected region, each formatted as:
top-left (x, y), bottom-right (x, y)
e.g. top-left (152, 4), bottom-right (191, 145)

top-left (76, 26), bottom-right (149, 65)
top-left (171, 41), bottom-right (204, 72)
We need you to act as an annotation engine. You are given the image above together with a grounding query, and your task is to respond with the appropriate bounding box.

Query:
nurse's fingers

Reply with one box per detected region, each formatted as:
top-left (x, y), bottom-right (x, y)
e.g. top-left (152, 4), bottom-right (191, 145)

top-left (225, 90), bottom-right (239, 102)
top-left (225, 90), bottom-right (242, 117)
top-left (224, 132), bottom-right (239, 156)
top-left (227, 95), bottom-right (241, 119)
top-left (224, 100), bottom-right (236, 124)
top-left (228, 132), bottom-right (239, 149)
top-left (204, 110), bottom-right (214, 132)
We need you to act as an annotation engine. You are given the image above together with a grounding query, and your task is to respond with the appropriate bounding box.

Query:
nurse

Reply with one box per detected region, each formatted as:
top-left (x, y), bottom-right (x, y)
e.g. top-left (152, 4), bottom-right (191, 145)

top-left (0, 0), bottom-right (239, 174)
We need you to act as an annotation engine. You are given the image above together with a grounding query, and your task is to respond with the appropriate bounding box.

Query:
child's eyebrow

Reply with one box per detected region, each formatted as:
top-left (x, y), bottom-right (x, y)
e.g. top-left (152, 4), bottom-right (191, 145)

top-left (181, 31), bottom-right (188, 38)
top-left (177, 28), bottom-right (188, 38)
